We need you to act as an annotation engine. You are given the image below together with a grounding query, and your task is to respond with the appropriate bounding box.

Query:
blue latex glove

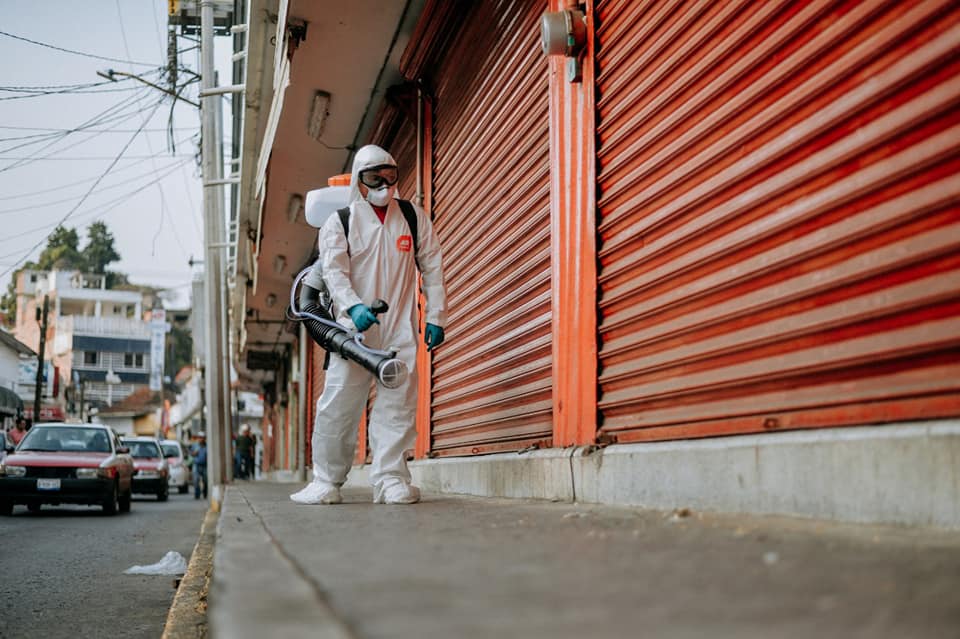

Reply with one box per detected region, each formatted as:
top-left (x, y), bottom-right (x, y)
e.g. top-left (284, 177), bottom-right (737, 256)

top-left (424, 323), bottom-right (445, 352)
top-left (347, 304), bottom-right (380, 332)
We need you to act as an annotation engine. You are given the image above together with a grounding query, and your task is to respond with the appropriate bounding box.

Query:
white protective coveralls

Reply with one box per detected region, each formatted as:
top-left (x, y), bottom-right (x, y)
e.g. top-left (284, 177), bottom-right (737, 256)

top-left (296, 145), bottom-right (446, 503)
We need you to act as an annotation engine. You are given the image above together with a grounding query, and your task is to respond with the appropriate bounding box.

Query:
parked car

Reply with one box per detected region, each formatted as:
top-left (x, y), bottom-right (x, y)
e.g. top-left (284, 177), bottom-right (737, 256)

top-left (160, 440), bottom-right (192, 494)
top-left (120, 437), bottom-right (169, 501)
top-left (0, 423), bottom-right (134, 515)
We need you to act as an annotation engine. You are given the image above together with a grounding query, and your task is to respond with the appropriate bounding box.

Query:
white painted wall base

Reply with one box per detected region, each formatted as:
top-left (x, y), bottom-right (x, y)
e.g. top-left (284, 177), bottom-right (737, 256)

top-left (391, 421), bottom-right (960, 529)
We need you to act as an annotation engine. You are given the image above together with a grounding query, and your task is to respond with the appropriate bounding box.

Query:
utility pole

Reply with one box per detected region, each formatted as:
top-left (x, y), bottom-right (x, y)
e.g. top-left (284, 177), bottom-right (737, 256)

top-left (201, 0), bottom-right (228, 506)
top-left (33, 295), bottom-right (49, 423)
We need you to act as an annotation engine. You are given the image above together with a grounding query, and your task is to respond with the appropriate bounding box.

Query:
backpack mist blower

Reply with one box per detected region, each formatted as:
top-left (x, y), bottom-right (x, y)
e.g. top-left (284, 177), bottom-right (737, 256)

top-left (288, 266), bottom-right (409, 389)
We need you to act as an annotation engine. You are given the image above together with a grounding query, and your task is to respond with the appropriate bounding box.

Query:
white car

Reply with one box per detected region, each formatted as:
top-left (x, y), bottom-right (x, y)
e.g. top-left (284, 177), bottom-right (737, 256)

top-left (160, 440), bottom-right (192, 494)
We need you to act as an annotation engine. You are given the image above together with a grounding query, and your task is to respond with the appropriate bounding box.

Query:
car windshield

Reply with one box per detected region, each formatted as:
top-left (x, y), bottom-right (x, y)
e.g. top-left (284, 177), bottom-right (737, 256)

top-left (122, 440), bottom-right (162, 459)
top-left (160, 443), bottom-right (181, 459)
top-left (19, 426), bottom-right (112, 453)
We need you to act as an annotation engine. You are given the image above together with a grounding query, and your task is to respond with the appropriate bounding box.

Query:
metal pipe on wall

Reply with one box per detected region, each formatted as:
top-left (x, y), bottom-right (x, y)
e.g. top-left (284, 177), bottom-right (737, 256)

top-left (415, 85), bottom-right (424, 207)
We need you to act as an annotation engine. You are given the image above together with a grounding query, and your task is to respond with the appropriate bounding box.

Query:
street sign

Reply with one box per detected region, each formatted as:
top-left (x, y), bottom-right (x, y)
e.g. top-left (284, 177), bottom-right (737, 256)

top-left (149, 309), bottom-right (170, 391)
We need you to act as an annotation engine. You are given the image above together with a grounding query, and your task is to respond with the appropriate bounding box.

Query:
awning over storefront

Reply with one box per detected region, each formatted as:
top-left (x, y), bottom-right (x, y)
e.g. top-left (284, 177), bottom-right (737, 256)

top-left (0, 387), bottom-right (23, 417)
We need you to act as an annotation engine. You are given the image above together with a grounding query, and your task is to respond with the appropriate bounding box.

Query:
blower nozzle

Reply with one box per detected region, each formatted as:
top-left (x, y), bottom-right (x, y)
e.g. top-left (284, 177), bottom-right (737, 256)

top-left (294, 280), bottom-right (408, 389)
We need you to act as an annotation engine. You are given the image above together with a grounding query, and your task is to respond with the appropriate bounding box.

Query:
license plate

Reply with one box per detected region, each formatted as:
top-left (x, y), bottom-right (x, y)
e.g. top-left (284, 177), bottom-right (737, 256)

top-left (37, 478), bottom-right (61, 491)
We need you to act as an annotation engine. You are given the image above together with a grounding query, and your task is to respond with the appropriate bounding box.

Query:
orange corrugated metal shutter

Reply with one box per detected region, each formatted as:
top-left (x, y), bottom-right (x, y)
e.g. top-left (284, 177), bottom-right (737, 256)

top-left (429, 0), bottom-right (553, 456)
top-left (594, 0), bottom-right (960, 443)
top-left (305, 342), bottom-right (324, 465)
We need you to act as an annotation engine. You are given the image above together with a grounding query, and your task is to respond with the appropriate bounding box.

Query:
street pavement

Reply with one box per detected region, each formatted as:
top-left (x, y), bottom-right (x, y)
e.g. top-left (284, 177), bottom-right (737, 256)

top-left (0, 491), bottom-right (207, 639)
top-left (211, 482), bottom-right (960, 639)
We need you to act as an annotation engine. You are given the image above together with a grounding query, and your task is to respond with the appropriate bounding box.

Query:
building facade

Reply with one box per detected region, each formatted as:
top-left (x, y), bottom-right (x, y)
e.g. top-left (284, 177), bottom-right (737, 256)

top-left (15, 270), bottom-right (155, 417)
top-left (231, 0), bottom-right (960, 526)
top-left (0, 330), bottom-right (32, 432)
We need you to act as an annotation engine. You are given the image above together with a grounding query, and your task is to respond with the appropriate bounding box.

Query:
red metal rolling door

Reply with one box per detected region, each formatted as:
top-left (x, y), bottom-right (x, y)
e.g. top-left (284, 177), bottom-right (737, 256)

top-left (430, 0), bottom-right (553, 456)
top-left (595, 0), bottom-right (960, 442)
top-left (392, 121), bottom-right (417, 200)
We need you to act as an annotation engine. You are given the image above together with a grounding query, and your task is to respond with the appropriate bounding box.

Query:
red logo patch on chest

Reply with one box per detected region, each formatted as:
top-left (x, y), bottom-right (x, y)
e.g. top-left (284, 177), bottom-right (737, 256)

top-left (396, 235), bottom-right (413, 253)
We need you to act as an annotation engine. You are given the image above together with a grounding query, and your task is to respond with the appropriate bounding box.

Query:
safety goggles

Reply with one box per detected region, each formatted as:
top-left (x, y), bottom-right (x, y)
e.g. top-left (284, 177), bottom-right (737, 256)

top-left (358, 166), bottom-right (399, 189)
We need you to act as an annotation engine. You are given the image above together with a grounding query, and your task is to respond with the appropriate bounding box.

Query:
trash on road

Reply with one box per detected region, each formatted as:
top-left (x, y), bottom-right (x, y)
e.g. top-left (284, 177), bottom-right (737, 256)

top-left (124, 551), bottom-right (188, 575)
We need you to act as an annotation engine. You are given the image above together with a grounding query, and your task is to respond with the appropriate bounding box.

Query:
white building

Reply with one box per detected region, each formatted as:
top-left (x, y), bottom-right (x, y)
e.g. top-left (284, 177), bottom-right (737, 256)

top-left (14, 270), bottom-right (160, 416)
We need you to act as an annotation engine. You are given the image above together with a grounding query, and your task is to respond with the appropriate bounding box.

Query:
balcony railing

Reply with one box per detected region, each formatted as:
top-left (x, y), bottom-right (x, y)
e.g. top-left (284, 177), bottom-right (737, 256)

top-left (58, 316), bottom-right (151, 339)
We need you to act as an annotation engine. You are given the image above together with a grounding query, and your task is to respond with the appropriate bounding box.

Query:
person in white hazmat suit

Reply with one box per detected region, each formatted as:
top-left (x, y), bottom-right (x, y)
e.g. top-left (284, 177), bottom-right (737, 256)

top-left (291, 145), bottom-right (447, 505)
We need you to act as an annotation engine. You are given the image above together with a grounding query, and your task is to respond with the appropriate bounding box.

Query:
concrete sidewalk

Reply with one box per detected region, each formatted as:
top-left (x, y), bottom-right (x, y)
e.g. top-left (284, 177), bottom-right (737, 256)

top-left (209, 482), bottom-right (960, 639)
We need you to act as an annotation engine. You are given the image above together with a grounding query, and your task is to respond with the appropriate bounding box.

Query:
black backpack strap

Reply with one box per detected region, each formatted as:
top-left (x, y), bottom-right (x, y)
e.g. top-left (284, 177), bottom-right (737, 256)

top-left (396, 199), bottom-right (420, 270)
top-left (337, 207), bottom-right (351, 256)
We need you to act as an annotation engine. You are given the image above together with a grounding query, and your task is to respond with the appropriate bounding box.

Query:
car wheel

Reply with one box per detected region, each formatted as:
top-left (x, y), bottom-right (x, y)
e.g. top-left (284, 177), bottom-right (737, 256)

top-left (27, 502), bottom-right (41, 513)
top-left (157, 487), bottom-right (169, 502)
top-left (102, 480), bottom-right (119, 515)
top-left (178, 484), bottom-right (189, 494)
top-left (0, 499), bottom-right (12, 516)
top-left (119, 487), bottom-right (132, 513)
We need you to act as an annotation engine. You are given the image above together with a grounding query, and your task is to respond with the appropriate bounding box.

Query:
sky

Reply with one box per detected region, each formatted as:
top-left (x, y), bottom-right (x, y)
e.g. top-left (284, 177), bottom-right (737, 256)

top-left (0, 1), bottom-right (234, 308)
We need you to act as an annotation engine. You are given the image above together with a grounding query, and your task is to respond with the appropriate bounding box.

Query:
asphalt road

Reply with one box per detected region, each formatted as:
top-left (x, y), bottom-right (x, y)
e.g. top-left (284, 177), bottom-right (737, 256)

top-left (0, 490), bottom-right (207, 639)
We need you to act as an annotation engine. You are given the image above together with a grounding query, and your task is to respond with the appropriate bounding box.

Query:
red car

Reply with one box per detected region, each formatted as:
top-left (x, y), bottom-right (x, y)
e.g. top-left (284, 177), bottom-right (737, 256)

top-left (0, 423), bottom-right (134, 515)
top-left (120, 437), bottom-right (169, 501)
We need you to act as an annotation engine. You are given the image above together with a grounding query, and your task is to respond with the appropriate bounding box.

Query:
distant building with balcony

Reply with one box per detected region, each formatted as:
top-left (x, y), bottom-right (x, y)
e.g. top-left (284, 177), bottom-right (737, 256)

top-left (14, 270), bottom-right (155, 415)
top-left (0, 329), bottom-right (33, 432)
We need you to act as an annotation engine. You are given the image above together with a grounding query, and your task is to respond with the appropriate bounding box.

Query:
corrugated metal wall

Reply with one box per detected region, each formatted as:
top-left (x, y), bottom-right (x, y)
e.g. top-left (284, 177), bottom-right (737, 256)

top-left (429, 0), bottom-right (553, 455)
top-left (594, 0), bottom-right (960, 442)
top-left (392, 121), bottom-right (418, 200)
top-left (305, 342), bottom-right (323, 467)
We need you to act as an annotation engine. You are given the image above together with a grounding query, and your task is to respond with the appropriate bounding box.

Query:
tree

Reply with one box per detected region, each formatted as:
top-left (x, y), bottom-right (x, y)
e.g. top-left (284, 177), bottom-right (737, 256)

top-left (165, 325), bottom-right (194, 380)
top-left (81, 221), bottom-right (121, 274)
top-left (36, 226), bottom-right (83, 271)
top-left (0, 222), bottom-right (126, 328)
top-left (0, 261), bottom-right (36, 327)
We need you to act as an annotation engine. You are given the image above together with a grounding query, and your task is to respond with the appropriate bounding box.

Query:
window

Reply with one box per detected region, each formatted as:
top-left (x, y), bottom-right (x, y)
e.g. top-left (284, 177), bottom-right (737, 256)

top-left (123, 353), bottom-right (144, 368)
top-left (112, 305), bottom-right (123, 315)
top-left (83, 351), bottom-right (98, 366)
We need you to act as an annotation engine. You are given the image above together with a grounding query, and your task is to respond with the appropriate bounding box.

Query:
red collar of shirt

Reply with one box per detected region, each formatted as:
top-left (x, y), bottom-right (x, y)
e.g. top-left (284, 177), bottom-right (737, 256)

top-left (371, 204), bottom-right (388, 224)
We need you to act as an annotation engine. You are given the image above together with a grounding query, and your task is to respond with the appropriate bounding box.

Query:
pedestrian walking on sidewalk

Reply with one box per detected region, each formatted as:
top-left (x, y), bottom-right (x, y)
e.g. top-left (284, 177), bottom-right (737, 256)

top-left (191, 432), bottom-right (208, 499)
top-left (291, 144), bottom-right (447, 506)
top-left (5, 417), bottom-right (27, 448)
top-left (235, 425), bottom-right (254, 479)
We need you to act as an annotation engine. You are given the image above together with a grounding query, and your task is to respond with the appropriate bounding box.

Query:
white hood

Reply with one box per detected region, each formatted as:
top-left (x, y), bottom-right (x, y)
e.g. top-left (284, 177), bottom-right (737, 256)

top-left (348, 144), bottom-right (398, 204)
top-left (304, 144), bottom-right (398, 229)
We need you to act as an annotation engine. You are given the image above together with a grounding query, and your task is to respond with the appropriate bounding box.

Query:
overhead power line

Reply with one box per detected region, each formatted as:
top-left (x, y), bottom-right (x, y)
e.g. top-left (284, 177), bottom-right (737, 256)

top-left (0, 157), bottom-right (195, 214)
top-left (0, 154), bottom-right (195, 161)
top-left (0, 29), bottom-right (160, 66)
top-left (0, 85), bottom-right (154, 158)
top-left (0, 125), bottom-right (195, 133)
top-left (0, 90), bottom-right (165, 167)
top-left (0, 84), bottom-right (151, 101)
top-left (0, 101), bottom-right (163, 279)
top-left (0, 78), bottom-right (137, 91)
top-left (0, 158), bottom-right (191, 249)
top-left (0, 127), bottom-right (194, 143)
top-left (0, 135), bottom-right (198, 201)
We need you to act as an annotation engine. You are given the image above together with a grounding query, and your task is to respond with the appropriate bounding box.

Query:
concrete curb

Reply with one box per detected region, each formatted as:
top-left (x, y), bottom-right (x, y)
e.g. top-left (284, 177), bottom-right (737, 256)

top-left (406, 421), bottom-right (960, 529)
top-left (163, 507), bottom-right (219, 639)
top-left (209, 485), bottom-right (356, 639)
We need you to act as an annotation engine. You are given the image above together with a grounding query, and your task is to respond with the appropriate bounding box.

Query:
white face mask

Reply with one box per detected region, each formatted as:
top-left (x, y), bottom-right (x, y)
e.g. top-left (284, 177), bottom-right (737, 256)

top-left (365, 185), bottom-right (394, 207)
